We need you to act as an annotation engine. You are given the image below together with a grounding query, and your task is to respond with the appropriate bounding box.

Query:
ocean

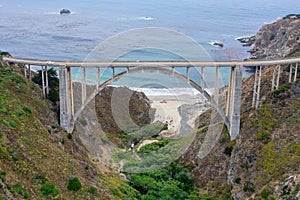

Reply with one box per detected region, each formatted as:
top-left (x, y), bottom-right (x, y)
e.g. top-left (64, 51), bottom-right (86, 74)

top-left (0, 0), bottom-right (299, 91)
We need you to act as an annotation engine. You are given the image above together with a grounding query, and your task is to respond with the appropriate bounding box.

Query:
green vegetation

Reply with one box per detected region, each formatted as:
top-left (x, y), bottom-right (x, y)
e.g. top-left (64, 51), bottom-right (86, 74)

top-left (0, 58), bottom-right (136, 199)
top-left (67, 177), bottom-right (82, 191)
top-left (243, 181), bottom-right (255, 193)
top-left (251, 105), bottom-right (279, 141)
top-left (12, 183), bottom-right (29, 199)
top-left (0, 170), bottom-right (6, 181)
top-left (138, 139), bottom-right (169, 153)
top-left (32, 68), bottom-right (59, 102)
top-left (115, 131), bottom-right (194, 173)
top-left (40, 184), bottom-right (60, 197)
top-left (257, 140), bottom-right (300, 185)
top-left (271, 83), bottom-right (291, 99)
top-left (87, 186), bottom-right (97, 194)
top-left (128, 163), bottom-right (208, 200)
top-left (261, 189), bottom-right (271, 199)
top-left (224, 140), bottom-right (236, 156)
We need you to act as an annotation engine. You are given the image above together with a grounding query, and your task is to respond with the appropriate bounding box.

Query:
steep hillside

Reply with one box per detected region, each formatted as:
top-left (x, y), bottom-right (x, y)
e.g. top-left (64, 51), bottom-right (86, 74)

top-left (0, 58), bottom-right (140, 199)
top-left (181, 65), bottom-right (300, 199)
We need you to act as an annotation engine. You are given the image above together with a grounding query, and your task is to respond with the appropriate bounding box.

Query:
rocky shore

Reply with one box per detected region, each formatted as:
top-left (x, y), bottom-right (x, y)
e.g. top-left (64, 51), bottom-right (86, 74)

top-left (237, 14), bottom-right (300, 60)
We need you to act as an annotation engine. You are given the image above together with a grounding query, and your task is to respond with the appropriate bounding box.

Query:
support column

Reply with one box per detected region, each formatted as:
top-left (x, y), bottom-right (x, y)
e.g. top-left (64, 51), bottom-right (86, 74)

top-left (215, 66), bottom-right (220, 106)
top-left (186, 67), bottom-right (190, 82)
top-left (28, 64), bottom-right (32, 81)
top-left (226, 66), bottom-right (233, 117)
top-left (252, 66), bottom-right (258, 107)
top-left (112, 67), bottom-right (115, 78)
top-left (276, 65), bottom-right (281, 89)
top-left (41, 66), bottom-right (46, 97)
top-left (201, 66), bottom-right (204, 89)
top-left (171, 67), bottom-right (174, 75)
top-left (45, 66), bottom-right (49, 95)
top-left (59, 66), bottom-right (74, 133)
top-left (229, 65), bottom-right (243, 140)
top-left (271, 66), bottom-right (276, 91)
top-left (96, 67), bottom-right (100, 89)
top-left (252, 66), bottom-right (262, 109)
top-left (255, 67), bottom-right (262, 109)
top-left (289, 64), bottom-right (293, 83)
top-left (294, 63), bottom-right (298, 82)
top-left (24, 65), bottom-right (27, 78)
top-left (82, 67), bottom-right (86, 105)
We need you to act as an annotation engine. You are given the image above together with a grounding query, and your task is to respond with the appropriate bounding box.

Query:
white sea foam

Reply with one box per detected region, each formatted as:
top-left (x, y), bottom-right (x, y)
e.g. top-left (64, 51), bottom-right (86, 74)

top-left (136, 16), bottom-right (156, 21)
top-left (235, 35), bottom-right (253, 40)
top-left (209, 40), bottom-right (223, 47)
top-left (44, 11), bottom-right (76, 15)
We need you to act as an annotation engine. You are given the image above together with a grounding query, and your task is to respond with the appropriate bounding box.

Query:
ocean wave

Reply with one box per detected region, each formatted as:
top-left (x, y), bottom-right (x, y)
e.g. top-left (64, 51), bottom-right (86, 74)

top-left (129, 87), bottom-right (203, 96)
top-left (136, 16), bottom-right (157, 21)
top-left (235, 35), bottom-right (253, 40)
top-left (44, 12), bottom-right (76, 15)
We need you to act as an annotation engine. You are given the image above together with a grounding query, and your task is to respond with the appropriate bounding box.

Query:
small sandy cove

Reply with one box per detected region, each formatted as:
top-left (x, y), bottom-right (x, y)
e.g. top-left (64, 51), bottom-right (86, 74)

top-left (148, 94), bottom-right (208, 137)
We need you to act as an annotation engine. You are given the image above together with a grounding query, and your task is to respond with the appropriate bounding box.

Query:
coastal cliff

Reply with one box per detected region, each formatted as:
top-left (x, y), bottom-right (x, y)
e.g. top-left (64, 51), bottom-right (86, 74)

top-left (240, 14), bottom-right (300, 60)
top-left (180, 63), bottom-right (300, 199)
top-left (180, 16), bottom-right (300, 199)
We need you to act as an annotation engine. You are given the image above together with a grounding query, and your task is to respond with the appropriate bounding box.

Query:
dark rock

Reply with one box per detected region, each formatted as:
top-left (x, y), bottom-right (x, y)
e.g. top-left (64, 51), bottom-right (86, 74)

top-left (60, 9), bottom-right (71, 15)
top-left (236, 36), bottom-right (256, 47)
top-left (212, 42), bottom-right (224, 48)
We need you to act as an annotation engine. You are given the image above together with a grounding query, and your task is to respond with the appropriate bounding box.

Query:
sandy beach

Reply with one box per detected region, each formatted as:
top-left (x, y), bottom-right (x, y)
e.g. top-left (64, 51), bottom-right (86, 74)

top-left (148, 94), bottom-right (209, 137)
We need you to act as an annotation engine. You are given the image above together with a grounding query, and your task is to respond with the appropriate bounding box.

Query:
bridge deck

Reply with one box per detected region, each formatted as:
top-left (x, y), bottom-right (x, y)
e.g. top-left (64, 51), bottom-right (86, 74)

top-left (3, 57), bottom-right (300, 67)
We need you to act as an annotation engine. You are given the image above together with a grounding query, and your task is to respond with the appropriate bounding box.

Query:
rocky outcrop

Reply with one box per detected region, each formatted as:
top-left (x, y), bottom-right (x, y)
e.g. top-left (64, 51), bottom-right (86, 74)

top-left (248, 14), bottom-right (300, 59)
top-left (95, 86), bottom-right (153, 135)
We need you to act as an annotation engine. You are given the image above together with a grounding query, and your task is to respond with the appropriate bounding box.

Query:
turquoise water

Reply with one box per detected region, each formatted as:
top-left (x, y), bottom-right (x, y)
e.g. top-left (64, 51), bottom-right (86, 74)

top-left (0, 0), bottom-right (299, 88)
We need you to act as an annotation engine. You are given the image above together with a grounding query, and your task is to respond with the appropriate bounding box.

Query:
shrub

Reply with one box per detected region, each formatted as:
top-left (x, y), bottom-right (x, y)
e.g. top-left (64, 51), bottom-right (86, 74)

top-left (162, 123), bottom-right (168, 130)
top-left (22, 106), bottom-right (32, 115)
top-left (261, 189), bottom-right (271, 199)
top-left (243, 181), bottom-right (255, 193)
top-left (224, 141), bottom-right (236, 156)
top-left (67, 133), bottom-right (72, 140)
top-left (40, 184), bottom-right (59, 197)
top-left (234, 177), bottom-right (241, 184)
top-left (256, 131), bottom-right (271, 141)
top-left (88, 186), bottom-right (97, 194)
top-left (12, 183), bottom-right (28, 199)
top-left (3, 120), bottom-right (17, 128)
top-left (67, 177), bottom-right (82, 191)
top-left (0, 171), bottom-right (6, 181)
top-left (224, 146), bottom-right (233, 156)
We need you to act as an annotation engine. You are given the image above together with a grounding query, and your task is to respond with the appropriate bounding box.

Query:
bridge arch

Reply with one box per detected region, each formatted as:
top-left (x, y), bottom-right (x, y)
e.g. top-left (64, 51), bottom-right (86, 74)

top-left (72, 65), bottom-right (230, 137)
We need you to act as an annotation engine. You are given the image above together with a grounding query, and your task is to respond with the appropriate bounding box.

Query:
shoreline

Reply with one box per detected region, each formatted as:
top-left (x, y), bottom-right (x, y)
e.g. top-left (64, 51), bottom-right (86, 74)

top-left (147, 94), bottom-right (209, 137)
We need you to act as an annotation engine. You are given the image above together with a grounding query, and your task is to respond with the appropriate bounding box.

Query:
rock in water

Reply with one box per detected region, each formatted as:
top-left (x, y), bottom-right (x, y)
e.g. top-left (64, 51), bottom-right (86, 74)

top-left (212, 42), bottom-right (224, 48)
top-left (236, 36), bottom-right (256, 47)
top-left (60, 9), bottom-right (71, 15)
